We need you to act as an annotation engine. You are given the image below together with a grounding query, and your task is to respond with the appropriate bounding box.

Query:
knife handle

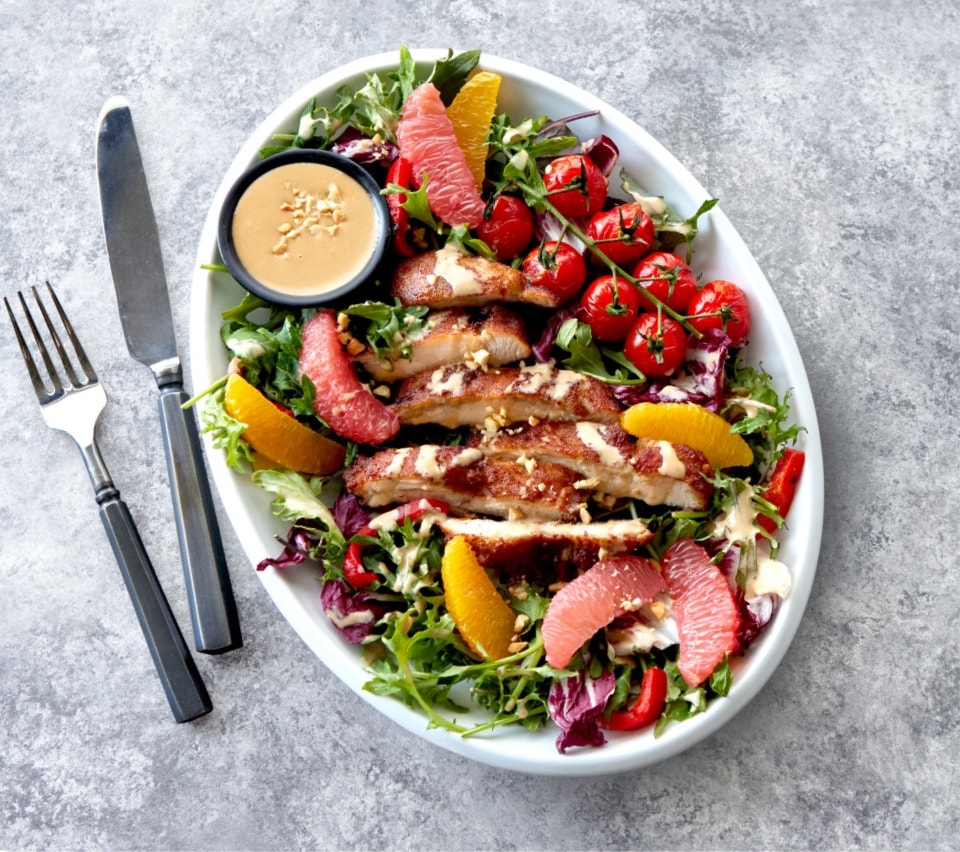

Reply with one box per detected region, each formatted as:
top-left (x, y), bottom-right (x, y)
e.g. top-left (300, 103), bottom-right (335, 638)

top-left (99, 493), bottom-right (213, 722)
top-left (157, 384), bottom-right (243, 655)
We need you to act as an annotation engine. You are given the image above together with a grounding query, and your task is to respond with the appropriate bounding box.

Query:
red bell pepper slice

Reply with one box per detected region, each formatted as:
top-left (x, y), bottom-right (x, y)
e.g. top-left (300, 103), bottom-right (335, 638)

top-left (758, 448), bottom-right (805, 533)
top-left (342, 498), bottom-right (450, 588)
top-left (385, 157), bottom-right (415, 257)
top-left (601, 666), bottom-right (668, 731)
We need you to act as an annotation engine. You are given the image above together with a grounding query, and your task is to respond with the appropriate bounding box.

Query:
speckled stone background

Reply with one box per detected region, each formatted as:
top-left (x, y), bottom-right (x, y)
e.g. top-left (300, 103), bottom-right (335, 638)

top-left (1, 0), bottom-right (957, 849)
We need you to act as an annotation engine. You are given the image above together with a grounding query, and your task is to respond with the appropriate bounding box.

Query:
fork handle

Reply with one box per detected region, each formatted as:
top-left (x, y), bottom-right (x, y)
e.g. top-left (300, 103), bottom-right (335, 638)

top-left (99, 494), bottom-right (213, 722)
top-left (157, 385), bottom-right (242, 655)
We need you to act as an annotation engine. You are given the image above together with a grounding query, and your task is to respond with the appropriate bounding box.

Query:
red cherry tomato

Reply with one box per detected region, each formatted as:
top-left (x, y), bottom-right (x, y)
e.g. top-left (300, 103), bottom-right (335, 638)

top-left (385, 157), bottom-right (415, 257)
top-left (542, 154), bottom-right (608, 220)
top-left (579, 275), bottom-right (642, 342)
top-left (686, 279), bottom-right (752, 346)
top-left (521, 241), bottom-right (587, 303)
top-left (601, 666), bottom-right (668, 731)
top-left (624, 313), bottom-right (688, 377)
top-left (585, 202), bottom-right (655, 266)
top-left (476, 194), bottom-right (535, 261)
top-left (633, 251), bottom-right (699, 313)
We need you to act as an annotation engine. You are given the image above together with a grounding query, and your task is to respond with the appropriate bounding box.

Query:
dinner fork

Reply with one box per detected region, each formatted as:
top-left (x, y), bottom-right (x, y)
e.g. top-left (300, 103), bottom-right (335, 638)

top-left (5, 282), bottom-right (212, 722)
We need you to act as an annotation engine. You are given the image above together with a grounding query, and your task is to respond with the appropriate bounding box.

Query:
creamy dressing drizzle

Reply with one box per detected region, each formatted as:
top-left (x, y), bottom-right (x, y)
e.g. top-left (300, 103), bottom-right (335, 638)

top-left (656, 441), bottom-right (686, 479)
top-left (426, 367), bottom-right (466, 396)
top-left (433, 245), bottom-right (484, 296)
top-left (575, 422), bottom-right (623, 466)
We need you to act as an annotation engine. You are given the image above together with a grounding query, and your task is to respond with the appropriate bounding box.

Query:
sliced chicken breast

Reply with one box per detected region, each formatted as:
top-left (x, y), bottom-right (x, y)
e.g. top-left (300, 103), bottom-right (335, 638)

top-left (392, 362), bottom-right (622, 429)
top-left (467, 420), bottom-right (714, 510)
top-left (353, 306), bottom-right (532, 382)
top-left (343, 445), bottom-right (588, 521)
top-left (391, 246), bottom-right (560, 309)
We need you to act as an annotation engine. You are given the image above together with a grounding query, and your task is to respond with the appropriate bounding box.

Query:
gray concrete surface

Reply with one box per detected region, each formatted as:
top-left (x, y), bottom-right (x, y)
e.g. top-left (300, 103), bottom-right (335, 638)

top-left (1, 0), bottom-right (957, 849)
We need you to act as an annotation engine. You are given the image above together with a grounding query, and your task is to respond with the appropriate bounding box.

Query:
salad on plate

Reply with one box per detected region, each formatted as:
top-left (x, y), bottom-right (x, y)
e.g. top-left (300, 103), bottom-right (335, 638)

top-left (197, 47), bottom-right (807, 754)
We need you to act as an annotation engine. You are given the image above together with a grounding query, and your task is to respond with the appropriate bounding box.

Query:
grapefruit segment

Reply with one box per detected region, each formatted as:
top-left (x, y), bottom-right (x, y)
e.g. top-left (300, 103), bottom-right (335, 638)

top-left (223, 373), bottom-right (346, 474)
top-left (661, 539), bottom-right (741, 686)
top-left (396, 82), bottom-right (485, 227)
top-left (542, 555), bottom-right (666, 669)
top-left (442, 535), bottom-right (516, 660)
top-left (446, 71), bottom-right (501, 191)
top-left (621, 402), bottom-right (754, 469)
top-left (299, 310), bottom-right (400, 445)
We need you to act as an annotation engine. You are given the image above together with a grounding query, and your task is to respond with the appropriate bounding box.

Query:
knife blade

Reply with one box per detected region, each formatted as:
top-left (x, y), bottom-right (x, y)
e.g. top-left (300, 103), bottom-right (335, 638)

top-left (96, 96), bottom-right (242, 655)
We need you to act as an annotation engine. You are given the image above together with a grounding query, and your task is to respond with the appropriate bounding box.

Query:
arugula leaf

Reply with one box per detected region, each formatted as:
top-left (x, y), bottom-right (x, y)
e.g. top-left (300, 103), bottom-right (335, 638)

top-left (554, 318), bottom-right (646, 385)
top-left (383, 171), bottom-right (442, 234)
top-left (342, 299), bottom-right (430, 367)
top-left (619, 169), bottom-right (718, 262)
top-left (429, 49), bottom-right (481, 105)
top-left (724, 356), bottom-right (805, 469)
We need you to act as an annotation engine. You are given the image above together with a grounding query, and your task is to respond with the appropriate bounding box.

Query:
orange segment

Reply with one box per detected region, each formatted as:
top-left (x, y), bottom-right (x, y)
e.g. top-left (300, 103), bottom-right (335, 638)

top-left (223, 373), bottom-right (346, 474)
top-left (441, 535), bottom-right (516, 660)
top-left (621, 401), bottom-right (754, 469)
top-left (446, 71), bottom-right (501, 190)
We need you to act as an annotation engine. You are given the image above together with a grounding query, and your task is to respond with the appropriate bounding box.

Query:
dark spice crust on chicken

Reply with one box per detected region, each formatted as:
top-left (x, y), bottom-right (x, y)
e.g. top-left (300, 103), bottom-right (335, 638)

top-left (343, 445), bottom-right (588, 521)
top-left (391, 249), bottom-right (561, 309)
top-left (467, 420), bottom-right (714, 510)
top-left (391, 363), bottom-right (622, 429)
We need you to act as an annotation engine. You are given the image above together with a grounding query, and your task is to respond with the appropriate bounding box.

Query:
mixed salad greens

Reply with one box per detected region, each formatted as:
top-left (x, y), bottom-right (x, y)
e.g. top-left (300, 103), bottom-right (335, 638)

top-left (198, 47), bottom-right (805, 753)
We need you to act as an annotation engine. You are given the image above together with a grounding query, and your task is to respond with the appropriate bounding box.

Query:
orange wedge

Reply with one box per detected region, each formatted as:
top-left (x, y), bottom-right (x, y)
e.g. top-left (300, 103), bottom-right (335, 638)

top-left (621, 401), bottom-right (754, 469)
top-left (441, 535), bottom-right (516, 660)
top-left (223, 373), bottom-right (346, 474)
top-left (446, 71), bottom-right (501, 190)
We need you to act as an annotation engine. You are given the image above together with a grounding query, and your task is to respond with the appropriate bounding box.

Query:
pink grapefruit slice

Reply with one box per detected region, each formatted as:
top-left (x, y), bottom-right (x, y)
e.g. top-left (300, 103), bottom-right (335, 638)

top-left (299, 310), bottom-right (400, 444)
top-left (396, 82), bottom-right (485, 228)
top-left (661, 539), bottom-right (741, 686)
top-left (542, 555), bottom-right (666, 669)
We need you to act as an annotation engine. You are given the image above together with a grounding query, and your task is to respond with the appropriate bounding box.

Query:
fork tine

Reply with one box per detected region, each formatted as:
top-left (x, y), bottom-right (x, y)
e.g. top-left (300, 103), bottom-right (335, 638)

top-left (41, 281), bottom-right (97, 384)
top-left (5, 294), bottom-right (52, 400)
top-left (15, 289), bottom-right (64, 395)
top-left (31, 283), bottom-right (87, 388)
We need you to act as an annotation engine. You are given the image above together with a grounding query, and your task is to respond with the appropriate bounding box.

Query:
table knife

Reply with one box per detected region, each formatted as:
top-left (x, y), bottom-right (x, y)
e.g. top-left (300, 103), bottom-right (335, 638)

top-left (96, 96), bottom-right (242, 655)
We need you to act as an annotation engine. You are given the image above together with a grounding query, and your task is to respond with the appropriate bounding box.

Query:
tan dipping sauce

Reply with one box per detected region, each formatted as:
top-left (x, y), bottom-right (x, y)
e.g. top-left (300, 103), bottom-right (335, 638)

top-left (231, 161), bottom-right (378, 296)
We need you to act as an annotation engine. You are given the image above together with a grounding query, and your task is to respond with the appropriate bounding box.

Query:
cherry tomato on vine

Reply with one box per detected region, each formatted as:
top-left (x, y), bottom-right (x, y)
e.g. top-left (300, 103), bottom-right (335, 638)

top-left (542, 154), bottom-right (608, 220)
top-left (686, 279), bottom-right (751, 346)
top-left (385, 157), bottom-right (415, 257)
top-left (579, 275), bottom-right (642, 342)
top-left (521, 241), bottom-right (587, 303)
top-left (585, 202), bottom-right (655, 266)
top-left (633, 251), bottom-right (698, 313)
top-left (476, 194), bottom-right (535, 261)
top-left (624, 313), bottom-right (688, 377)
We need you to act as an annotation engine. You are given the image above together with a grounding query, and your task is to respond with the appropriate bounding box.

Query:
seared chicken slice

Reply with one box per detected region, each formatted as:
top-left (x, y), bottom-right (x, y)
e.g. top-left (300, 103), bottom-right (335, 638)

top-left (353, 306), bottom-right (532, 382)
top-left (343, 445), bottom-right (587, 521)
top-left (436, 516), bottom-right (653, 581)
top-left (391, 246), bottom-right (561, 309)
top-left (392, 362), bottom-right (622, 429)
top-left (467, 420), bottom-right (714, 510)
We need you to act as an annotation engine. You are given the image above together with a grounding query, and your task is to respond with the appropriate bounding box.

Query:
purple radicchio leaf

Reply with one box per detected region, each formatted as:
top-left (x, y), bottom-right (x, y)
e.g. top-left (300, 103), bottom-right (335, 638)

top-left (584, 134), bottom-right (620, 178)
top-left (710, 541), bottom-right (778, 650)
top-left (613, 327), bottom-right (731, 411)
top-left (534, 211), bottom-right (587, 253)
top-left (329, 127), bottom-right (399, 164)
top-left (320, 578), bottom-right (391, 644)
top-left (333, 490), bottom-right (373, 538)
top-left (256, 523), bottom-right (321, 571)
top-left (548, 667), bottom-right (616, 753)
top-left (739, 592), bottom-right (778, 649)
top-left (532, 306), bottom-right (581, 363)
